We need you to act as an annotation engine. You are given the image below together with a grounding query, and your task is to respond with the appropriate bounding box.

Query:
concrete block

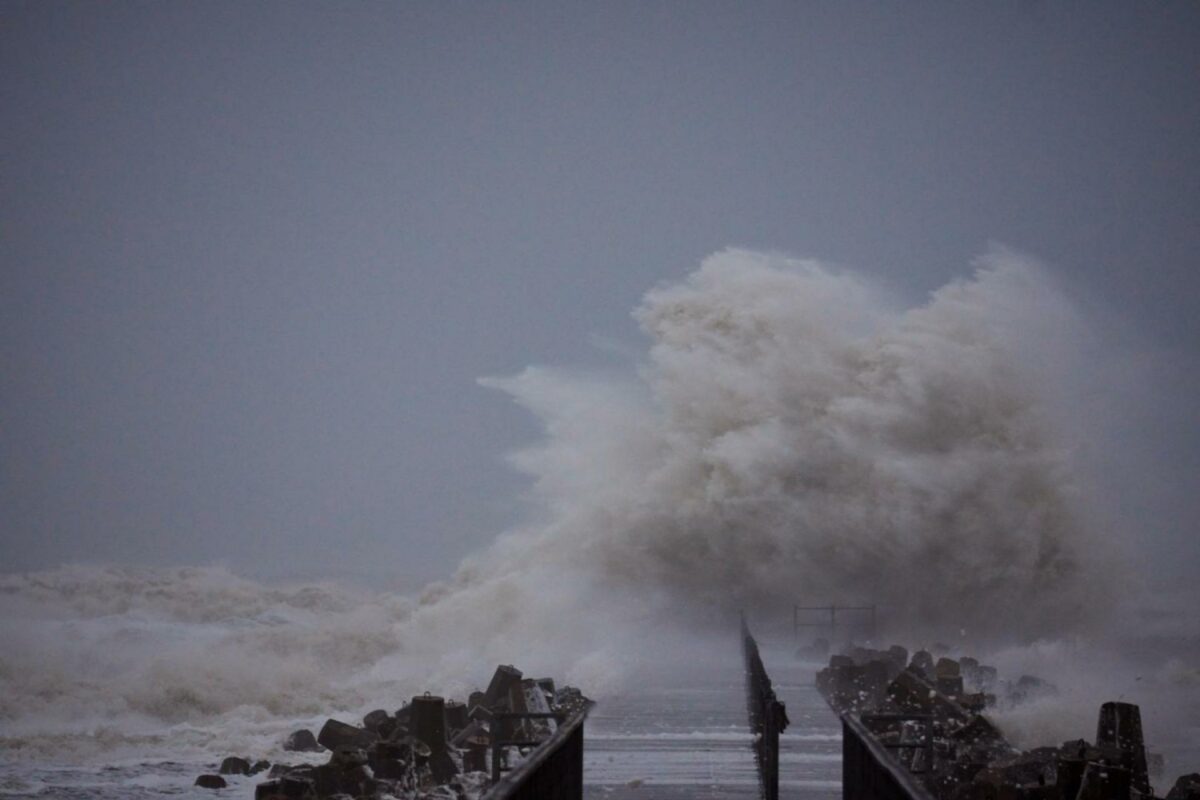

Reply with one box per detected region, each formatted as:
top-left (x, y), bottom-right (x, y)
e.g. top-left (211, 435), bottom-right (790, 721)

top-left (444, 700), bottom-right (468, 733)
top-left (1097, 701), bottom-right (1150, 796)
top-left (1167, 773), bottom-right (1200, 800)
top-left (317, 719), bottom-right (377, 752)
top-left (483, 665), bottom-right (523, 710)
top-left (410, 694), bottom-right (448, 754)
top-left (283, 729), bottom-right (322, 752)
top-left (219, 756), bottom-right (251, 775)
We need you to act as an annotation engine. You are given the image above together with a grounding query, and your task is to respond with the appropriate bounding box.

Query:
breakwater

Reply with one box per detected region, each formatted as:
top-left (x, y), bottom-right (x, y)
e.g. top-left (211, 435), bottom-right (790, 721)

top-left (186, 664), bottom-right (591, 800)
top-left (815, 643), bottom-right (1200, 800)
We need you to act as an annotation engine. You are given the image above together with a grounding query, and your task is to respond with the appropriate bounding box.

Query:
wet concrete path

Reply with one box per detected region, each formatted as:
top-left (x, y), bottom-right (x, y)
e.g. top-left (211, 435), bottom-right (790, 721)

top-left (583, 638), bottom-right (840, 800)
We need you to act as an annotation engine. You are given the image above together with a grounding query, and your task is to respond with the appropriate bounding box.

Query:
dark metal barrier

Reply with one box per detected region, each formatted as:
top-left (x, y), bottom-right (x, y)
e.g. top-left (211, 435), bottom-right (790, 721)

top-left (483, 706), bottom-right (590, 800)
top-left (742, 614), bottom-right (789, 800)
top-left (841, 713), bottom-right (936, 800)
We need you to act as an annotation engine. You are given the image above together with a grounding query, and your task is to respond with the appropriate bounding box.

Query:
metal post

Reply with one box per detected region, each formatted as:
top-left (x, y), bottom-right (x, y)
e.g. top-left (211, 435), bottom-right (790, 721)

top-left (743, 616), bottom-right (787, 800)
top-left (490, 715), bottom-right (504, 785)
top-left (765, 701), bottom-right (778, 800)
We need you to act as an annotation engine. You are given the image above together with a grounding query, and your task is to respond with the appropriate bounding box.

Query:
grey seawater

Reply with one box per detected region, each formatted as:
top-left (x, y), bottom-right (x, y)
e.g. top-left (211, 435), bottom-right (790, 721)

top-left (584, 638), bottom-right (841, 800)
top-left (0, 639), bottom-right (841, 799)
top-left (0, 760), bottom-right (264, 799)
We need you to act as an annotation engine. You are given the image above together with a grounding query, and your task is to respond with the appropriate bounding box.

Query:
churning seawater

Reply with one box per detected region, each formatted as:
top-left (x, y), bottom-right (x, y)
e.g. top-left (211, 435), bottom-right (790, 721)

top-left (5, 250), bottom-right (1198, 795)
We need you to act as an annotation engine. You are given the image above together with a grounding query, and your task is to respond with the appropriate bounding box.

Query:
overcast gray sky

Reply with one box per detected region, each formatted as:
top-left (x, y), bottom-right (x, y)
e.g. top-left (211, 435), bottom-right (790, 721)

top-left (3, 1), bottom-right (1197, 589)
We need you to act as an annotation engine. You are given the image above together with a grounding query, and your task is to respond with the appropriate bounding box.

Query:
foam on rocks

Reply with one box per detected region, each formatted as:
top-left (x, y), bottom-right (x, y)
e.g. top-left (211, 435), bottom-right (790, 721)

top-left (241, 664), bottom-right (589, 800)
top-left (816, 644), bottom-right (1197, 800)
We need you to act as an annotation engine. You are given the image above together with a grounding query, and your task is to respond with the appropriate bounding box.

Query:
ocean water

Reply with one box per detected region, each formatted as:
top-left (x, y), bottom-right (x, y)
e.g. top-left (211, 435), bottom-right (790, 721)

top-left (3, 569), bottom-right (1199, 799)
top-left (0, 572), bottom-right (838, 799)
top-left (5, 252), bottom-right (1199, 796)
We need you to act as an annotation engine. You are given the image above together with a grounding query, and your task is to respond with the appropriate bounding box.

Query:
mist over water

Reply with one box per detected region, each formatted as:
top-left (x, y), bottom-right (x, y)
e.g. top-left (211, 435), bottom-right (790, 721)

top-left (468, 248), bottom-right (1112, 637)
top-left (4, 248), bottom-right (1189, 776)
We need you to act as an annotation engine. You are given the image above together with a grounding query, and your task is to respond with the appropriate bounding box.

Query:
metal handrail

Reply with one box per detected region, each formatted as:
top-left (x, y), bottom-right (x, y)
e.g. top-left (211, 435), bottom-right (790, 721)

top-left (859, 713), bottom-right (934, 774)
top-left (490, 712), bottom-right (566, 782)
top-left (842, 713), bottom-right (937, 800)
top-left (483, 705), bottom-right (591, 800)
top-left (742, 614), bottom-right (788, 800)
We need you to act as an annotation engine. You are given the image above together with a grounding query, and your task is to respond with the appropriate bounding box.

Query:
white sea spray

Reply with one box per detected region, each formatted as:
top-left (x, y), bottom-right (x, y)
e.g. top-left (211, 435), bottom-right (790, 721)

top-left (3, 247), bottom-right (1167, 771)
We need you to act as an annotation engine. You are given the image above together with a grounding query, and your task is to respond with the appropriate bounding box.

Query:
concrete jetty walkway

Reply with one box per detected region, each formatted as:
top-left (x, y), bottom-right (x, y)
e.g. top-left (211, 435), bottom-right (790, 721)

top-left (583, 639), bottom-right (840, 800)
top-left (764, 640), bottom-right (843, 800)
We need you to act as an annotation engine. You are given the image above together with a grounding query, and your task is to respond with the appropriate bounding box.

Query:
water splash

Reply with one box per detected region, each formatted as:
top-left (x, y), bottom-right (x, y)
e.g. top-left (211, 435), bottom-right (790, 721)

top-left (447, 247), bottom-right (1111, 640)
top-left (0, 247), bottom-right (1126, 760)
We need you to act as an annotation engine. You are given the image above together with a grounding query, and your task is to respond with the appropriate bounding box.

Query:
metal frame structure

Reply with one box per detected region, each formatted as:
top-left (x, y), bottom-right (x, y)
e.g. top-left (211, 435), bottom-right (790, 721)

top-left (859, 713), bottom-right (934, 775)
top-left (841, 713), bottom-right (937, 800)
top-left (794, 604), bottom-right (878, 642)
top-left (484, 707), bottom-right (589, 800)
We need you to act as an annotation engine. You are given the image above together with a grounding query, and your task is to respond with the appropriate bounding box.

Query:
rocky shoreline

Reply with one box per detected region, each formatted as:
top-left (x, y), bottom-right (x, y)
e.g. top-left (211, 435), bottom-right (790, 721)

top-left (815, 642), bottom-right (1199, 800)
top-left (191, 665), bottom-right (589, 800)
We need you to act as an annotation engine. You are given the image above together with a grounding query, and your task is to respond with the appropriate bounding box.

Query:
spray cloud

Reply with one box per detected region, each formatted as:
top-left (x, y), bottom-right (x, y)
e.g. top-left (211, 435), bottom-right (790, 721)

top-left (0, 247), bottom-right (1125, 756)
top-left (418, 247), bottom-right (1112, 654)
